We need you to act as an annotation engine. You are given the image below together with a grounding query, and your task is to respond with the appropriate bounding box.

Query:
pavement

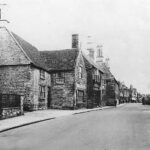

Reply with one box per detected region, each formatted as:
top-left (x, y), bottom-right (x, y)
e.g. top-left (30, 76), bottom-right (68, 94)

top-left (0, 104), bottom-right (125, 133)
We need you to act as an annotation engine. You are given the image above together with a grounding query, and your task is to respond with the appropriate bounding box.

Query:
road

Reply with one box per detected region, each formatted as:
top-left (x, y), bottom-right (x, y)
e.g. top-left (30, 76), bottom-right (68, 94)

top-left (0, 103), bottom-right (150, 150)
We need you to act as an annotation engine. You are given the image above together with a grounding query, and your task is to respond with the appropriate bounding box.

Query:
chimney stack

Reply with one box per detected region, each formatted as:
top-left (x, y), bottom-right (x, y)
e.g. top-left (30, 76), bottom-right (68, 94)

top-left (87, 35), bottom-right (95, 60)
top-left (96, 45), bottom-right (103, 64)
top-left (88, 49), bottom-right (94, 59)
top-left (72, 34), bottom-right (79, 49)
top-left (105, 58), bottom-right (110, 69)
top-left (0, 3), bottom-right (9, 27)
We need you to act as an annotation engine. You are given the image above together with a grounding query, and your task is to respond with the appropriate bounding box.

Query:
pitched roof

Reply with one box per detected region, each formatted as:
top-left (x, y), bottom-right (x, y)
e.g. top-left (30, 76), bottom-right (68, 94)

top-left (82, 52), bottom-right (104, 73)
top-left (11, 32), bottom-right (48, 71)
top-left (98, 63), bottom-right (114, 79)
top-left (40, 49), bottom-right (79, 71)
top-left (99, 63), bottom-right (110, 74)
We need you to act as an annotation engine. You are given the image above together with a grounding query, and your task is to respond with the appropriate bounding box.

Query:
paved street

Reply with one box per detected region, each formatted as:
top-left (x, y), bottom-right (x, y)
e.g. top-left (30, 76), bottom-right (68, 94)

top-left (0, 103), bottom-right (150, 150)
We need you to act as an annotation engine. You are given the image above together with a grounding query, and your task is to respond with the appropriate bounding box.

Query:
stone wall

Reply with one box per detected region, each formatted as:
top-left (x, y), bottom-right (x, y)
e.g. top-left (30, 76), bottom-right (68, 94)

top-left (86, 68), bottom-right (101, 108)
top-left (0, 65), bottom-right (31, 95)
top-left (51, 71), bottom-right (75, 109)
top-left (0, 95), bottom-right (24, 119)
top-left (86, 69), bottom-right (94, 108)
top-left (30, 67), bottom-right (51, 110)
top-left (75, 52), bottom-right (87, 108)
top-left (0, 107), bottom-right (23, 120)
top-left (0, 65), bottom-right (51, 111)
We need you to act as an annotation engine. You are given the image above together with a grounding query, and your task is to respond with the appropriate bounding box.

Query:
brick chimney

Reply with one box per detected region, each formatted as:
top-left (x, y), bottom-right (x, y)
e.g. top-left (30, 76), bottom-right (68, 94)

top-left (72, 34), bottom-right (79, 49)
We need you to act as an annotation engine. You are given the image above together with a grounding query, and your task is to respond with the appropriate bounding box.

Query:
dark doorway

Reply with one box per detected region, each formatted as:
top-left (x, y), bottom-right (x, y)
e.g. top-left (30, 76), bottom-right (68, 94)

top-left (76, 90), bottom-right (84, 108)
top-left (93, 90), bottom-right (100, 106)
top-left (47, 87), bottom-right (52, 108)
top-left (77, 90), bottom-right (84, 102)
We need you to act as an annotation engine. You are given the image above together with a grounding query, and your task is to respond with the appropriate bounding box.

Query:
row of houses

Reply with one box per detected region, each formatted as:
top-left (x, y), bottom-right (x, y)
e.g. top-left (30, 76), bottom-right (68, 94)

top-left (0, 26), bottom-right (138, 119)
top-left (119, 83), bottom-right (141, 103)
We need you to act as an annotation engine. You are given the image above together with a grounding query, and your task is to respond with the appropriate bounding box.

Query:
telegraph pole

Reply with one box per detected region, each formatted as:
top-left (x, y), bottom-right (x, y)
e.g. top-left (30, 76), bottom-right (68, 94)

top-left (0, 3), bottom-right (9, 23)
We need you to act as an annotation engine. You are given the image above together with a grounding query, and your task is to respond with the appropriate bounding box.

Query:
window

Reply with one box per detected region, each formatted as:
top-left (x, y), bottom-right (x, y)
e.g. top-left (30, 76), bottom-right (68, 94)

top-left (54, 72), bottom-right (65, 84)
top-left (79, 66), bottom-right (83, 78)
top-left (55, 72), bottom-right (64, 78)
top-left (92, 70), bottom-right (100, 82)
top-left (40, 70), bottom-right (45, 79)
top-left (39, 86), bottom-right (46, 99)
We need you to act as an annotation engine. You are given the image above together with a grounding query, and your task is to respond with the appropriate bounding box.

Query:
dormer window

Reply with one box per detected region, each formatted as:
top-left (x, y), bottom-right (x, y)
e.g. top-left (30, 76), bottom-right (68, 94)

top-left (40, 70), bottom-right (45, 79)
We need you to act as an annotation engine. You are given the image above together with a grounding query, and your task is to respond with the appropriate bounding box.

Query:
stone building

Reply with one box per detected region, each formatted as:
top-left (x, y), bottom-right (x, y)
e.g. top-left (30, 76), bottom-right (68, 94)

top-left (0, 27), bottom-right (51, 113)
top-left (95, 45), bottom-right (120, 106)
top-left (40, 34), bottom-right (87, 109)
top-left (83, 53), bottom-right (104, 108)
top-left (105, 78), bottom-right (120, 105)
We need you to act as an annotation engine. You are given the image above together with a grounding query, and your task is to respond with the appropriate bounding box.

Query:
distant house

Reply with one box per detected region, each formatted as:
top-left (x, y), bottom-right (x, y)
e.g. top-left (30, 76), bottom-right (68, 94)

top-left (129, 86), bottom-right (137, 103)
top-left (40, 35), bottom-right (87, 109)
top-left (0, 27), bottom-right (51, 116)
top-left (119, 83), bottom-right (130, 103)
top-left (83, 53), bottom-right (104, 108)
top-left (105, 78), bottom-right (119, 105)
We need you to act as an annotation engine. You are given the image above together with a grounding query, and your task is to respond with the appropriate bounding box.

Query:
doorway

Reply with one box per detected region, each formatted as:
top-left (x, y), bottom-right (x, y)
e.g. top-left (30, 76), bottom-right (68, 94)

top-left (47, 87), bottom-right (52, 108)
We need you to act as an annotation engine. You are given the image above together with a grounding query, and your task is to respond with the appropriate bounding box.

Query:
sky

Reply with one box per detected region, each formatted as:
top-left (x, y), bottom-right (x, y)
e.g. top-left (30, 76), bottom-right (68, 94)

top-left (1, 0), bottom-right (150, 94)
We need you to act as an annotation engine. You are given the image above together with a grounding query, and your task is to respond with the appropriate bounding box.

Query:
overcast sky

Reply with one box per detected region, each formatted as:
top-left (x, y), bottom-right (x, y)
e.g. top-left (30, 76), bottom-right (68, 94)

top-left (1, 0), bottom-right (150, 94)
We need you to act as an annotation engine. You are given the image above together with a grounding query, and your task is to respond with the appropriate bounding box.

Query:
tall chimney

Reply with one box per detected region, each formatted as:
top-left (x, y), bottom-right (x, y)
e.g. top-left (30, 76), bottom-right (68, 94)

top-left (0, 4), bottom-right (10, 27)
top-left (72, 34), bottom-right (79, 49)
top-left (105, 58), bottom-right (110, 69)
top-left (88, 49), bottom-right (94, 59)
top-left (96, 45), bottom-right (103, 64)
top-left (87, 35), bottom-right (94, 60)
